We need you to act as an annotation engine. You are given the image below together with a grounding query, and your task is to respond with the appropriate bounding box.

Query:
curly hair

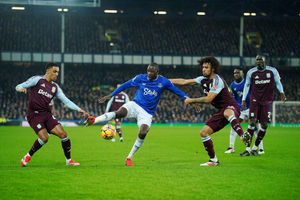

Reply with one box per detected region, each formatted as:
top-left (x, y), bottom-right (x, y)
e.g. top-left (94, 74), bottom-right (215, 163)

top-left (197, 56), bottom-right (220, 74)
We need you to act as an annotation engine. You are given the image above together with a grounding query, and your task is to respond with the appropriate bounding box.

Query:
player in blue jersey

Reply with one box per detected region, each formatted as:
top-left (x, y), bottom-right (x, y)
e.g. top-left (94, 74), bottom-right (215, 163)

top-left (16, 63), bottom-right (88, 166)
top-left (225, 67), bottom-right (264, 154)
top-left (83, 63), bottom-right (188, 166)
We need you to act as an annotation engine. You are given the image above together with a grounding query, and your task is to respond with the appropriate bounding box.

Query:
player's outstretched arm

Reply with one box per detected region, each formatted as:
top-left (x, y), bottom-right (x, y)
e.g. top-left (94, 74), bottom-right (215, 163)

top-left (169, 78), bottom-right (197, 86)
top-left (98, 94), bottom-right (113, 103)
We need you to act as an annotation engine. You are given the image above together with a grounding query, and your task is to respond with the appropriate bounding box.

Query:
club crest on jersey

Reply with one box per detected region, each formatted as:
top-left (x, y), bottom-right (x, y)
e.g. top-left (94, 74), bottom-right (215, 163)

top-left (142, 83), bottom-right (146, 86)
top-left (158, 83), bottom-right (163, 88)
top-left (51, 87), bottom-right (56, 93)
top-left (266, 73), bottom-right (271, 78)
top-left (37, 124), bottom-right (42, 129)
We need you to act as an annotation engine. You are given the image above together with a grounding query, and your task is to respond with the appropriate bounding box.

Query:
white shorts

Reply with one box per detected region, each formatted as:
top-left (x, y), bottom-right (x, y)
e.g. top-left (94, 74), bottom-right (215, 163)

top-left (122, 101), bottom-right (153, 128)
top-left (239, 109), bottom-right (250, 120)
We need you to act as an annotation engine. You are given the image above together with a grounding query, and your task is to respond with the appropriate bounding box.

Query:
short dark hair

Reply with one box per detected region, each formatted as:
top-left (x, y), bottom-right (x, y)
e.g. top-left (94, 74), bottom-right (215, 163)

top-left (234, 67), bottom-right (244, 73)
top-left (197, 56), bottom-right (220, 74)
top-left (148, 62), bottom-right (159, 72)
top-left (45, 62), bottom-right (59, 70)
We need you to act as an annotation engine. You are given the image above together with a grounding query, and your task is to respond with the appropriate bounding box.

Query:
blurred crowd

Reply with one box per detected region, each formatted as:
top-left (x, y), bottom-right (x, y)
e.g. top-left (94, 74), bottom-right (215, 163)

top-left (1, 12), bottom-right (300, 56)
top-left (0, 63), bottom-right (299, 124)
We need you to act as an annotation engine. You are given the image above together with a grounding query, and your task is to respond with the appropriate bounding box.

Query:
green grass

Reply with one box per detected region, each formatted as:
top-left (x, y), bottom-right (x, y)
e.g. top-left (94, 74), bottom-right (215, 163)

top-left (0, 125), bottom-right (299, 200)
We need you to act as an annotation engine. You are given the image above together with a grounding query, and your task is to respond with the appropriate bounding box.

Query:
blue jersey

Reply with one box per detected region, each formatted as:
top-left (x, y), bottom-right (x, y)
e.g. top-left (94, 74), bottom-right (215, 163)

top-left (230, 78), bottom-right (250, 111)
top-left (112, 74), bottom-right (187, 116)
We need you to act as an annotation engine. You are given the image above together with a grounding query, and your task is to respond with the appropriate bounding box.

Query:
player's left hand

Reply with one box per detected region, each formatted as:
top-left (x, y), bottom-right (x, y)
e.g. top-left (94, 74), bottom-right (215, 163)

top-left (280, 93), bottom-right (286, 102)
top-left (78, 109), bottom-right (88, 118)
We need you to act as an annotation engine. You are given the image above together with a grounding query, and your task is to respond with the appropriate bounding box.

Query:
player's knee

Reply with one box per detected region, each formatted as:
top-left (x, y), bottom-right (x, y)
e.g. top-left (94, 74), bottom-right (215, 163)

top-left (200, 129), bottom-right (209, 137)
top-left (261, 123), bottom-right (268, 129)
top-left (250, 120), bottom-right (257, 127)
top-left (58, 131), bottom-right (68, 139)
top-left (40, 135), bottom-right (49, 143)
top-left (116, 107), bottom-right (127, 118)
top-left (138, 132), bottom-right (147, 139)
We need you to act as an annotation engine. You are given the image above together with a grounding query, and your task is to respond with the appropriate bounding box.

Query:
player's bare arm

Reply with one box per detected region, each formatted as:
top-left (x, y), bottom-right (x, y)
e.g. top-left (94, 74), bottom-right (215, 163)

top-left (170, 78), bottom-right (197, 86)
top-left (98, 94), bottom-right (113, 103)
top-left (241, 100), bottom-right (247, 110)
top-left (184, 92), bottom-right (217, 104)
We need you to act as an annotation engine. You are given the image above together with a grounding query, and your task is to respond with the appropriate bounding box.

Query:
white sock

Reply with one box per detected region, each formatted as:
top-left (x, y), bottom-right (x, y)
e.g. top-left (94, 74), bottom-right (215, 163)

top-left (259, 140), bottom-right (264, 150)
top-left (246, 147), bottom-right (251, 152)
top-left (95, 112), bottom-right (116, 123)
top-left (127, 137), bottom-right (144, 159)
top-left (229, 128), bottom-right (237, 149)
top-left (211, 155), bottom-right (218, 162)
top-left (66, 158), bottom-right (71, 162)
top-left (252, 145), bottom-right (258, 151)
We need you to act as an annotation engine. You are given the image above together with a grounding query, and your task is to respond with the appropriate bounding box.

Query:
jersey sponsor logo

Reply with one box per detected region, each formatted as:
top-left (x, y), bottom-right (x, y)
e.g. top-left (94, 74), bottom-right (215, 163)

top-left (41, 83), bottom-right (46, 87)
top-left (255, 79), bottom-right (271, 84)
top-left (266, 73), bottom-right (271, 78)
top-left (51, 87), bottom-right (56, 93)
top-left (115, 99), bottom-right (125, 103)
top-left (38, 89), bottom-right (53, 99)
top-left (144, 88), bottom-right (158, 96)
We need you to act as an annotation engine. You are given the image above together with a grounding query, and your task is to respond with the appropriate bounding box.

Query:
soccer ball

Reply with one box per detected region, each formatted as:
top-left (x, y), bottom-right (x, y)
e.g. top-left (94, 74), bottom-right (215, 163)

top-left (100, 124), bottom-right (116, 140)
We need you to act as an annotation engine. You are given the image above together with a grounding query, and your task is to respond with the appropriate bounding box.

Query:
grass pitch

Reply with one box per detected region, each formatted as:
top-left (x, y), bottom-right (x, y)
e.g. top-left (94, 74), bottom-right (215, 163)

top-left (0, 125), bottom-right (299, 200)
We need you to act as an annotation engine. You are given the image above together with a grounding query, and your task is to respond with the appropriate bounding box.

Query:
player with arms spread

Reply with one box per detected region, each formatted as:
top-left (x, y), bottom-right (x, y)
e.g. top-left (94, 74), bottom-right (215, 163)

top-left (105, 84), bottom-right (130, 142)
top-left (170, 56), bottom-right (251, 166)
top-left (241, 55), bottom-right (286, 156)
top-left (16, 63), bottom-right (88, 166)
top-left (84, 63), bottom-right (188, 166)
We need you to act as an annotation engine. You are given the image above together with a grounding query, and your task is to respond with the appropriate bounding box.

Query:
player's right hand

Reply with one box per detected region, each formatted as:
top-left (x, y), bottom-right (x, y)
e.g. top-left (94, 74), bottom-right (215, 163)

top-left (19, 88), bottom-right (27, 94)
top-left (241, 101), bottom-right (247, 110)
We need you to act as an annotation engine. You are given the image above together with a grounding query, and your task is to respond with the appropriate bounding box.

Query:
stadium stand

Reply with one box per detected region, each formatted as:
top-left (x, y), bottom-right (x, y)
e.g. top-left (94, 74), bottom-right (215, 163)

top-left (1, 12), bottom-right (300, 56)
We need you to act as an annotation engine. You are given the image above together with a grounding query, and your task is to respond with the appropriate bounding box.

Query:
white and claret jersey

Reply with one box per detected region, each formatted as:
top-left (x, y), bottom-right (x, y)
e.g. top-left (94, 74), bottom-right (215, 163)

top-left (242, 66), bottom-right (284, 105)
top-left (16, 75), bottom-right (81, 114)
top-left (112, 74), bottom-right (187, 116)
top-left (106, 92), bottom-right (130, 112)
top-left (194, 74), bottom-right (239, 110)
